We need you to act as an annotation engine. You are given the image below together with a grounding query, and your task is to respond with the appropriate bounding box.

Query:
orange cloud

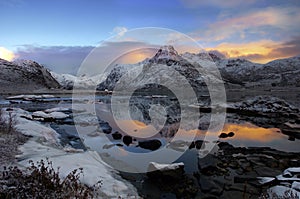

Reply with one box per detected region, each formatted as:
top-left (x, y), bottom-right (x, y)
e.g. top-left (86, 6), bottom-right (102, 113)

top-left (0, 47), bottom-right (15, 61)
top-left (206, 39), bottom-right (299, 63)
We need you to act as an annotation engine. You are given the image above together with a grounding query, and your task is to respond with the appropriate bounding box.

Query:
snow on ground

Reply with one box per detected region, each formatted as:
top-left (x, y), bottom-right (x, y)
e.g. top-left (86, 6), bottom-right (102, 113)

top-left (267, 186), bottom-right (300, 198)
top-left (2, 108), bottom-right (139, 198)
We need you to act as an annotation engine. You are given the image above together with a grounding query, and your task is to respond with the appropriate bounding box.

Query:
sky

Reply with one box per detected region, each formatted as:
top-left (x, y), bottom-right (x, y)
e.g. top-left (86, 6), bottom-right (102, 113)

top-left (0, 0), bottom-right (300, 74)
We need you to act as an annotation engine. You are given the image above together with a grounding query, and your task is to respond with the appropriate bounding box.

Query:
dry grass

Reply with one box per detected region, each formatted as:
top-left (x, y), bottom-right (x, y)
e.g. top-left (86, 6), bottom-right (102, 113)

top-left (0, 159), bottom-right (102, 199)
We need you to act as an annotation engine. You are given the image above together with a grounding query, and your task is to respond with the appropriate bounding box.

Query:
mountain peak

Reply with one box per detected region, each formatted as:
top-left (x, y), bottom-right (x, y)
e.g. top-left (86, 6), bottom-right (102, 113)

top-left (150, 45), bottom-right (180, 63)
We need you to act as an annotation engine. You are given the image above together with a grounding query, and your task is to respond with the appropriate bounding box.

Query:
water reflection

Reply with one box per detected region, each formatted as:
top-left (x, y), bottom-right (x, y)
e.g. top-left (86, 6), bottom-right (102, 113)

top-left (218, 122), bottom-right (300, 152)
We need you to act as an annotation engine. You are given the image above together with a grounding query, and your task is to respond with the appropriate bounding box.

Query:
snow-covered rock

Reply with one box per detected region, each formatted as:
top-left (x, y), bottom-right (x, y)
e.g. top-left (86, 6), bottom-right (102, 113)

top-left (1, 108), bottom-right (60, 144)
top-left (148, 162), bottom-right (184, 172)
top-left (147, 162), bottom-right (185, 180)
top-left (267, 185), bottom-right (300, 198)
top-left (257, 177), bottom-right (276, 185)
top-left (259, 167), bottom-right (300, 198)
top-left (17, 144), bottom-right (139, 198)
top-left (32, 111), bottom-right (69, 120)
top-left (4, 107), bottom-right (140, 198)
top-left (231, 96), bottom-right (299, 114)
top-left (6, 94), bottom-right (55, 100)
top-left (44, 107), bottom-right (71, 113)
top-left (292, 181), bottom-right (300, 192)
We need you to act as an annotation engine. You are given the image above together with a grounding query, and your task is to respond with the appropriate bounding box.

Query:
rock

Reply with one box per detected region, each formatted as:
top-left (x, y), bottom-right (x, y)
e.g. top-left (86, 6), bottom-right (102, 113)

top-left (231, 96), bottom-right (299, 116)
top-left (32, 111), bottom-right (50, 119)
top-left (189, 141), bottom-right (195, 149)
top-left (220, 190), bottom-right (250, 199)
top-left (267, 185), bottom-right (300, 198)
top-left (199, 176), bottom-right (222, 195)
top-left (219, 132), bottom-right (235, 139)
top-left (283, 170), bottom-right (293, 178)
top-left (292, 181), bottom-right (300, 191)
top-left (147, 162), bottom-right (184, 180)
top-left (48, 112), bottom-right (69, 119)
top-left (219, 133), bottom-right (229, 138)
top-left (199, 154), bottom-right (219, 170)
top-left (99, 122), bottom-right (112, 134)
top-left (139, 139), bottom-right (162, 151)
top-left (227, 132), bottom-right (235, 137)
top-left (257, 177), bottom-right (276, 185)
top-left (32, 111), bottom-right (69, 120)
top-left (112, 131), bottom-right (122, 140)
top-left (123, 135), bottom-right (132, 146)
top-left (44, 107), bottom-right (71, 113)
top-left (195, 140), bottom-right (205, 149)
top-left (160, 193), bottom-right (177, 199)
top-left (255, 166), bottom-right (281, 176)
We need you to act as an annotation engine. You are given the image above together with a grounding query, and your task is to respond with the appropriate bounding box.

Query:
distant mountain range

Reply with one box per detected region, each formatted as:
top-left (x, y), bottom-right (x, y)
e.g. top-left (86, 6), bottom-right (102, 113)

top-left (1, 46), bottom-right (299, 93)
top-left (98, 46), bottom-right (300, 91)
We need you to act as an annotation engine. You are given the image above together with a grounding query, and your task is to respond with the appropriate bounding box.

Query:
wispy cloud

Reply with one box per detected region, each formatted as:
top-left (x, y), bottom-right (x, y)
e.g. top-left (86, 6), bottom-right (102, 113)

top-left (192, 6), bottom-right (300, 42)
top-left (111, 26), bottom-right (128, 37)
top-left (180, 0), bottom-right (257, 8)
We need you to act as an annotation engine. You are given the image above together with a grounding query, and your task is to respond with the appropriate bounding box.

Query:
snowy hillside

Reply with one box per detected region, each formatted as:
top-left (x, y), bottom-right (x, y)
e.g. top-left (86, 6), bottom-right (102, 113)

top-left (0, 58), bottom-right (60, 92)
top-left (216, 57), bottom-right (300, 87)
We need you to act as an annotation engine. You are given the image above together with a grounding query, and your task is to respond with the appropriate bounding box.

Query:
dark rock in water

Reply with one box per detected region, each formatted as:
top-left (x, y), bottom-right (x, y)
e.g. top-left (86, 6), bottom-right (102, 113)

top-left (219, 132), bottom-right (235, 138)
top-left (189, 141), bottom-right (195, 149)
top-left (123, 135), bottom-right (133, 146)
top-left (218, 142), bottom-right (235, 150)
top-left (112, 131), bottom-right (122, 140)
top-left (195, 140), bottom-right (205, 149)
top-left (227, 132), bottom-right (235, 137)
top-left (139, 139), bottom-right (162, 151)
top-left (219, 132), bottom-right (229, 138)
top-left (99, 122), bottom-right (112, 134)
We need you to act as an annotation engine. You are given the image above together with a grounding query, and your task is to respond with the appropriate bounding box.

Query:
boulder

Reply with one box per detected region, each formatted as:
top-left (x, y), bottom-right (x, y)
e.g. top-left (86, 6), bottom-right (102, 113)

top-left (139, 139), bottom-right (162, 151)
top-left (147, 162), bottom-right (185, 180)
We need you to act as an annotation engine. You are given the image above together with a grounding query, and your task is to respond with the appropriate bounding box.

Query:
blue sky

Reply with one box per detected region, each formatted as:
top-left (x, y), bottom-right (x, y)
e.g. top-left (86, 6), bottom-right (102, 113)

top-left (0, 0), bottom-right (300, 73)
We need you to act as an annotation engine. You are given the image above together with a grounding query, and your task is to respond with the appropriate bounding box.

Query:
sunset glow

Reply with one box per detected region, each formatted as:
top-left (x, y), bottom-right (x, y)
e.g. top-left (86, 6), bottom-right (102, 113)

top-left (206, 40), bottom-right (290, 63)
top-left (0, 47), bottom-right (15, 61)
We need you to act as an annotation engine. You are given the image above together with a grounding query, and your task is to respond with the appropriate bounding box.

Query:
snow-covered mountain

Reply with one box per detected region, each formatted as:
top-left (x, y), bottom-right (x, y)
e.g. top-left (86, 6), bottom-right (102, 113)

top-left (1, 47), bottom-right (299, 93)
top-left (97, 45), bottom-right (223, 92)
top-left (0, 58), bottom-right (60, 92)
top-left (50, 72), bottom-right (107, 90)
top-left (97, 46), bottom-right (300, 91)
